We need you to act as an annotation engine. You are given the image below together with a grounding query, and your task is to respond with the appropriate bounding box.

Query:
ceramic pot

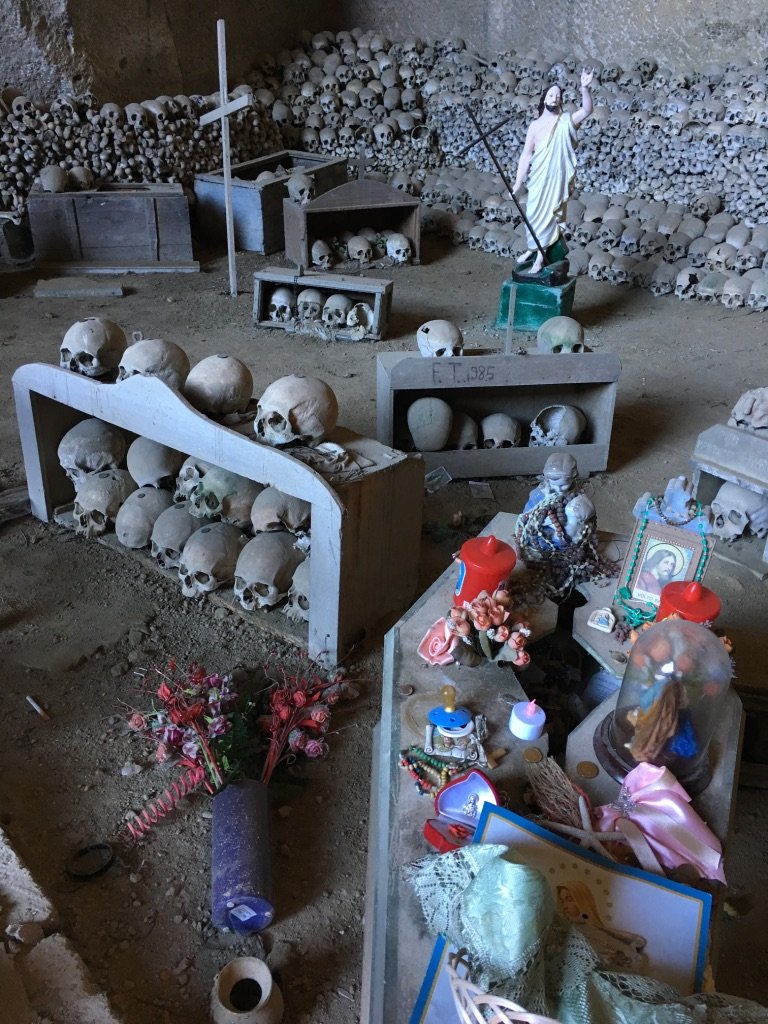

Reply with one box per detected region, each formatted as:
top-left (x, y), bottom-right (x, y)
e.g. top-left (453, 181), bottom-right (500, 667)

top-left (210, 956), bottom-right (283, 1024)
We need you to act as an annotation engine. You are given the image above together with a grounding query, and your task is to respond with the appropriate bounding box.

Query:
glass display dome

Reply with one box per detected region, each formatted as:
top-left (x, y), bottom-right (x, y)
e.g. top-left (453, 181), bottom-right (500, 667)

top-left (595, 618), bottom-right (732, 794)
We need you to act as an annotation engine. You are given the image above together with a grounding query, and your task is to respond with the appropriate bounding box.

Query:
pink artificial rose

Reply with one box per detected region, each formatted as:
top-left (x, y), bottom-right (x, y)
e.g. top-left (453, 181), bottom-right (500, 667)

top-left (489, 604), bottom-right (508, 627)
top-left (473, 613), bottom-right (492, 631)
top-left (128, 713), bottom-right (146, 731)
top-left (292, 690), bottom-right (308, 708)
top-left (155, 742), bottom-right (170, 764)
top-left (304, 738), bottom-right (329, 759)
top-left (507, 630), bottom-right (528, 651)
top-left (449, 607), bottom-right (469, 623)
top-left (310, 706), bottom-right (330, 725)
top-left (494, 624), bottom-right (510, 643)
top-left (288, 729), bottom-right (308, 753)
top-left (511, 650), bottom-right (531, 668)
top-left (417, 618), bottom-right (461, 666)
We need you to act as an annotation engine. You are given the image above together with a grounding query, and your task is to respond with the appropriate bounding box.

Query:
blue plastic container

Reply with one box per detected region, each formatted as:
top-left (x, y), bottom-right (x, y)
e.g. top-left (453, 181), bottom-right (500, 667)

top-left (211, 779), bottom-right (275, 933)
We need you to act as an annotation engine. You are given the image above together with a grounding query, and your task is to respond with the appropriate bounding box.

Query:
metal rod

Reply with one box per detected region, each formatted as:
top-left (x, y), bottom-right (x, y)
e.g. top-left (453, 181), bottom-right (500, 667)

top-left (216, 19), bottom-right (238, 298)
top-left (462, 104), bottom-right (549, 267)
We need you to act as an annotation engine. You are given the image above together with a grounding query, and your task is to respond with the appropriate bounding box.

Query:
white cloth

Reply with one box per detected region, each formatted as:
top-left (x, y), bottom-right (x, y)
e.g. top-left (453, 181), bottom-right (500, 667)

top-left (524, 113), bottom-right (577, 251)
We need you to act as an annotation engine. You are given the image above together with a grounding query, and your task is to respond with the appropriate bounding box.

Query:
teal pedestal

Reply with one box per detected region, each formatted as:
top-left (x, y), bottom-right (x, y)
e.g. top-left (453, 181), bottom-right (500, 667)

top-left (497, 275), bottom-right (576, 332)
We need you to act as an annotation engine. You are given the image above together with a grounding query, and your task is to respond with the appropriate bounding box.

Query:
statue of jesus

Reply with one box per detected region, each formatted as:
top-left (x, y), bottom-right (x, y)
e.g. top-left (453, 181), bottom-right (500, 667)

top-left (513, 69), bottom-right (595, 274)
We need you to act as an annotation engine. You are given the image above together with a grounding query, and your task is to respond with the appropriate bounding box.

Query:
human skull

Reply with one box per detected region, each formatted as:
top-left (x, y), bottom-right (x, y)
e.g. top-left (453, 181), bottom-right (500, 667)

top-left (250, 486), bottom-right (311, 535)
top-left (675, 267), bottom-right (702, 301)
top-left (529, 405), bottom-right (587, 446)
top-left (254, 375), bottom-right (339, 447)
top-left (480, 412), bottom-right (522, 448)
top-left (233, 532), bottom-right (307, 611)
top-left (268, 286), bottom-right (297, 322)
top-left (150, 501), bottom-right (205, 569)
top-left (416, 320), bottom-right (464, 357)
top-left (537, 316), bottom-right (585, 354)
top-left (311, 239), bottom-right (334, 269)
top-left (347, 235), bottom-right (373, 263)
top-left (406, 397), bottom-right (453, 451)
top-left (118, 337), bottom-right (190, 389)
top-left (721, 276), bottom-right (751, 309)
top-left (39, 165), bottom-right (70, 193)
top-left (115, 487), bottom-right (174, 549)
top-left (282, 556), bottom-right (311, 622)
top-left (322, 293), bottom-right (354, 329)
top-left (68, 166), bottom-right (95, 191)
top-left (386, 233), bottom-right (412, 264)
top-left (60, 318), bottom-right (127, 378)
top-left (126, 436), bottom-right (186, 489)
top-left (73, 469), bottom-right (137, 538)
top-left (748, 276), bottom-right (768, 311)
top-left (296, 288), bottom-right (324, 321)
top-left (728, 388), bottom-right (768, 433)
top-left (287, 172), bottom-right (316, 204)
top-left (189, 467), bottom-right (264, 529)
top-left (174, 456), bottom-right (215, 501)
top-left (444, 412), bottom-right (479, 450)
top-left (57, 418), bottom-right (127, 487)
top-left (711, 482), bottom-right (768, 542)
top-left (183, 355), bottom-right (253, 416)
top-left (178, 522), bottom-right (248, 598)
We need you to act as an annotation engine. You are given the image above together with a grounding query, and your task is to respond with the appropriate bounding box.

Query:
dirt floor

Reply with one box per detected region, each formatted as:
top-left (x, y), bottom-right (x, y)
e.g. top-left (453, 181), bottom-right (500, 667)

top-left (1, 235), bottom-right (768, 1022)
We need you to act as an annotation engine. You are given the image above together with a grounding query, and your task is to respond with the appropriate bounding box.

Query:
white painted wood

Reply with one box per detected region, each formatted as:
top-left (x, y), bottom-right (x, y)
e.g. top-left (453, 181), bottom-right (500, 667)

top-left (12, 364), bottom-right (424, 666)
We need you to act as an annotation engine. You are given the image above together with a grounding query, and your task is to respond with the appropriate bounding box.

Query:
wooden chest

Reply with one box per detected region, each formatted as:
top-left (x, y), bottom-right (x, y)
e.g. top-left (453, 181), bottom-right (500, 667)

top-left (253, 266), bottom-right (394, 341)
top-left (193, 151), bottom-right (348, 254)
top-left (27, 182), bottom-right (197, 273)
top-left (283, 179), bottom-right (421, 268)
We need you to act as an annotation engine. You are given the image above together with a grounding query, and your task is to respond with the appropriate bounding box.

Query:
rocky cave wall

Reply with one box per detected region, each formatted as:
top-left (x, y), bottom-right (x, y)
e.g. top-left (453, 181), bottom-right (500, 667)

top-left (0, 0), bottom-right (342, 104)
top-left (340, 0), bottom-right (767, 75)
top-left (5, 0), bottom-right (768, 106)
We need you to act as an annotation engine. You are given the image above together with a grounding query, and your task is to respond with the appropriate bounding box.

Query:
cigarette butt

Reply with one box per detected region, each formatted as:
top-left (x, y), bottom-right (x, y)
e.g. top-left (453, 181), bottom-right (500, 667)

top-left (486, 747), bottom-right (508, 770)
top-left (25, 695), bottom-right (51, 720)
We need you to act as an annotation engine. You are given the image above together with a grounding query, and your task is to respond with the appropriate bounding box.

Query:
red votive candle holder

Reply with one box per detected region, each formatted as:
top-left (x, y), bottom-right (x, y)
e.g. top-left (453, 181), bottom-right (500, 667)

top-left (657, 580), bottom-right (721, 624)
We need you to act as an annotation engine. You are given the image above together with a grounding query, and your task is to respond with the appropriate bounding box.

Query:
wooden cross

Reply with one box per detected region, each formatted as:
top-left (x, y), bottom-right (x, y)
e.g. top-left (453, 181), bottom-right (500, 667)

top-left (199, 19), bottom-right (252, 297)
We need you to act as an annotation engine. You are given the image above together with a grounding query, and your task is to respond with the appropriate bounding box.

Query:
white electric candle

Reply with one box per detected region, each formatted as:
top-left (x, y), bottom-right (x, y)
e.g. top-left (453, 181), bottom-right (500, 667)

top-left (509, 699), bottom-right (546, 741)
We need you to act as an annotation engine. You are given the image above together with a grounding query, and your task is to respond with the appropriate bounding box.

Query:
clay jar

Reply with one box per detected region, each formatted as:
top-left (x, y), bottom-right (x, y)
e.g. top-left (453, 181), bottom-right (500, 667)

top-left (406, 397), bottom-right (453, 451)
top-left (210, 956), bottom-right (283, 1024)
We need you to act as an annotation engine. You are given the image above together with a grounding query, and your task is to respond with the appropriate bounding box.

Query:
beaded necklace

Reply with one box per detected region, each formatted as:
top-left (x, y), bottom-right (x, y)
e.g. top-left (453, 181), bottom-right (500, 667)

top-left (398, 746), bottom-right (468, 796)
top-left (614, 497), bottom-right (710, 628)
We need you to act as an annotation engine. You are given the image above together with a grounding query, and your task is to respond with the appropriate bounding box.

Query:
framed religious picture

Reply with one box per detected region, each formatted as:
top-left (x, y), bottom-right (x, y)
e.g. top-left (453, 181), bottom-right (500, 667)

top-left (616, 520), bottom-right (713, 614)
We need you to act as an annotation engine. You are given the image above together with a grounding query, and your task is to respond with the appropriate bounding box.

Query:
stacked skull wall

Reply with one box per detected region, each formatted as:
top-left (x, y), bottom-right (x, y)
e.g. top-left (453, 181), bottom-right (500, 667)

top-left (2, 28), bottom-right (767, 311)
top-left (53, 322), bottom-right (346, 625)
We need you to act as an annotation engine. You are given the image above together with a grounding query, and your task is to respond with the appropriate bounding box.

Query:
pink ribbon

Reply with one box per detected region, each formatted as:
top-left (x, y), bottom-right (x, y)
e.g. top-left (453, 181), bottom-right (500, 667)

top-left (594, 762), bottom-right (725, 883)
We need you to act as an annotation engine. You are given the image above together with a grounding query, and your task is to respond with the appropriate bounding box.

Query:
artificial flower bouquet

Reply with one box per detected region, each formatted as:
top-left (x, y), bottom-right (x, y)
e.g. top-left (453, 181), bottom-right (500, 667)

top-left (418, 589), bottom-right (532, 669)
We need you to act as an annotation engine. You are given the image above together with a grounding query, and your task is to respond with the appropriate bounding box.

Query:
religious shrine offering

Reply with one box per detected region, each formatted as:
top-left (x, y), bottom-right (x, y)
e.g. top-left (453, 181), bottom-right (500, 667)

top-left (594, 618), bottom-right (733, 794)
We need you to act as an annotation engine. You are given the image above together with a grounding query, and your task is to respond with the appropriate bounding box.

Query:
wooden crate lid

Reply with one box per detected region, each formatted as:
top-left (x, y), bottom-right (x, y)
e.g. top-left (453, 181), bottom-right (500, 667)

top-left (302, 179), bottom-right (420, 212)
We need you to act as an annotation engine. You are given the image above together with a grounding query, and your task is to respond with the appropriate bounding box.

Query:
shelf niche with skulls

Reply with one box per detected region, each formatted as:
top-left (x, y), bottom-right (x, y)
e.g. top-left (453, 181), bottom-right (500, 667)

top-left (376, 351), bottom-right (621, 479)
top-left (13, 363), bottom-right (424, 666)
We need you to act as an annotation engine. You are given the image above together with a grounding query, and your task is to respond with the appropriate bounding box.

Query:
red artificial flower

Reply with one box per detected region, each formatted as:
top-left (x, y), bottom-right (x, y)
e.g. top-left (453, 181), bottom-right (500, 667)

top-left (157, 682), bottom-right (172, 702)
top-left (292, 690), bottom-right (308, 708)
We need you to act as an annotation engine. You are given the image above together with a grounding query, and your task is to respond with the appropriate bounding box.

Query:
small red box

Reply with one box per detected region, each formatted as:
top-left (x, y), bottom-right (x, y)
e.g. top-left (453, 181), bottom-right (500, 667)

top-left (423, 768), bottom-right (500, 853)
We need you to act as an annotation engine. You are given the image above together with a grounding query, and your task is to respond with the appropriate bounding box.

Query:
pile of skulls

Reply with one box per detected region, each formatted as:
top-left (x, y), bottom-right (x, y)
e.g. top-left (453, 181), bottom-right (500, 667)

top-left (57, 419), bottom-right (312, 619)
top-left (310, 228), bottom-right (414, 269)
top-left (412, 166), bottom-right (768, 310)
top-left (266, 284), bottom-right (376, 337)
top-left (405, 395), bottom-right (586, 452)
top-left (709, 387), bottom-right (768, 548)
top-left (0, 85), bottom-right (282, 220)
top-left (249, 30), bottom-right (444, 177)
top-left (560, 189), bottom-right (768, 309)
